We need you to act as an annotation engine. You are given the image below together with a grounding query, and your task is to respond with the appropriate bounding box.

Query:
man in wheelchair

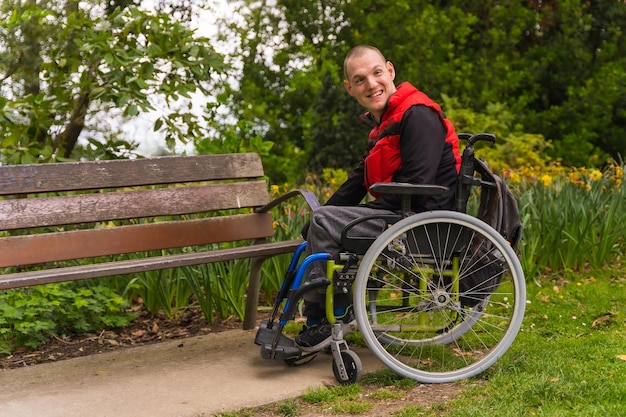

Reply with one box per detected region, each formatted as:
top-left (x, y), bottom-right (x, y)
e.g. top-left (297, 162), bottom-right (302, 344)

top-left (295, 44), bottom-right (462, 352)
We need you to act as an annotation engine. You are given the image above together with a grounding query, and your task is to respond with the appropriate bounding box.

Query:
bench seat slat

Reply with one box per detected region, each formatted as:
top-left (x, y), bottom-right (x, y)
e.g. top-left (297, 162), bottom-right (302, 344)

top-left (0, 214), bottom-right (274, 267)
top-left (0, 153), bottom-right (264, 195)
top-left (0, 239), bottom-right (303, 290)
top-left (0, 181), bottom-right (270, 230)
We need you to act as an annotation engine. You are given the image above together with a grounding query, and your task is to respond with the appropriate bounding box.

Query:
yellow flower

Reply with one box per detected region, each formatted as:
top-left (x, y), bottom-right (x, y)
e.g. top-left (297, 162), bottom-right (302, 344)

top-left (568, 171), bottom-right (580, 183)
top-left (540, 173), bottom-right (552, 187)
top-left (508, 171), bottom-right (521, 184)
top-left (588, 169), bottom-right (602, 182)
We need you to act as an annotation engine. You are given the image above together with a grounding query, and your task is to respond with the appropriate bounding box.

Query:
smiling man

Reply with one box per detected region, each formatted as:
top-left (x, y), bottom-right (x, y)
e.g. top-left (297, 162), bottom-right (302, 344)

top-left (295, 45), bottom-right (462, 352)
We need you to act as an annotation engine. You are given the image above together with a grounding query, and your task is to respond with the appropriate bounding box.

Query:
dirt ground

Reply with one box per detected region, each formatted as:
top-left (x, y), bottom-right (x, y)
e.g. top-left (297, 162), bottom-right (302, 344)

top-left (0, 306), bottom-right (467, 416)
top-left (0, 307), bottom-right (240, 369)
top-left (246, 381), bottom-right (467, 416)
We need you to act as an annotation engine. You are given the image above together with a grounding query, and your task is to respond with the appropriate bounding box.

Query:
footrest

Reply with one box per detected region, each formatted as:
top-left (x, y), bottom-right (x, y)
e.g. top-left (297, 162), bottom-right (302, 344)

top-left (255, 320), bottom-right (303, 361)
top-left (260, 343), bottom-right (302, 361)
top-left (254, 320), bottom-right (295, 346)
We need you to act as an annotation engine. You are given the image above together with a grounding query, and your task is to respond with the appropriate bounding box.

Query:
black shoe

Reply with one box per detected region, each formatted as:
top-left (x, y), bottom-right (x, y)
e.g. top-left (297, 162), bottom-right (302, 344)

top-left (295, 307), bottom-right (355, 352)
top-left (295, 323), bottom-right (332, 352)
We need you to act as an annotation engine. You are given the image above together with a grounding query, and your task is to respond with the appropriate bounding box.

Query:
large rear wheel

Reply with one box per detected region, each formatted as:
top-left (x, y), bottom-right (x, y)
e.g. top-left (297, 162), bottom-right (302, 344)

top-left (353, 211), bottom-right (525, 383)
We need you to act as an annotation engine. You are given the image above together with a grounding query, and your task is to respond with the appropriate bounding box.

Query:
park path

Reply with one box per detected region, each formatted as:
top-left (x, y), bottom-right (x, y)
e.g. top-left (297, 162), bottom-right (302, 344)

top-left (0, 329), bottom-right (384, 417)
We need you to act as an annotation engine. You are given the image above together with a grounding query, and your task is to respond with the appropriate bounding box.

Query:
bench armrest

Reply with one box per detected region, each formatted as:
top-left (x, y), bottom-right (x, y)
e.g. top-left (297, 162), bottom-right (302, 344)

top-left (254, 189), bottom-right (321, 214)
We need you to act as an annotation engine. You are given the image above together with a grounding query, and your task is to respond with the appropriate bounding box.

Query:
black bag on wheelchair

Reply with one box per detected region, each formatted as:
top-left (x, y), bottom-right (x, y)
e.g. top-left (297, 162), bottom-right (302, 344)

top-left (474, 160), bottom-right (522, 250)
top-left (460, 160), bottom-right (522, 307)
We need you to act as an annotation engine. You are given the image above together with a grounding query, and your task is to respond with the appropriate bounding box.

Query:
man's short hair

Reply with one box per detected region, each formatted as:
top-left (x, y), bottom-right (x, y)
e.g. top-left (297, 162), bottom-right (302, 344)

top-left (343, 45), bottom-right (387, 80)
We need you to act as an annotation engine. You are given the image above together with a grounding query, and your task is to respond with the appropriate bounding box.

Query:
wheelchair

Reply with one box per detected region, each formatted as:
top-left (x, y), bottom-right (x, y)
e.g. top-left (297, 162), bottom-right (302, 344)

top-left (255, 133), bottom-right (526, 384)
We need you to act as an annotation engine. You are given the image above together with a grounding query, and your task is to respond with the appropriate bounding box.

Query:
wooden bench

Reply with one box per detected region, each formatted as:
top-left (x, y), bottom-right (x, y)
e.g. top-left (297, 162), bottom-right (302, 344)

top-left (0, 153), bottom-right (319, 329)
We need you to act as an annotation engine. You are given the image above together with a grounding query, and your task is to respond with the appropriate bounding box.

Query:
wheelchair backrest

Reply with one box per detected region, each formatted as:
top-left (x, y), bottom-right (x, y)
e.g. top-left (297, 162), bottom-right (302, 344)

top-left (455, 133), bottom-right (523, 251)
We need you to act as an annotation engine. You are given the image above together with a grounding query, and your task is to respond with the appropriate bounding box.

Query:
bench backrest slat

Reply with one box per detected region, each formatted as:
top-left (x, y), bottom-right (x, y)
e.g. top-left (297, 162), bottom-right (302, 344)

top-left (0, 181), bottom-right (270, 230)
top-left (0, 152), bottom-right (282, 271)
top-left (0, 213), bottom-right (275, 267)
top-left (0, 153), bottom-right (264, 195)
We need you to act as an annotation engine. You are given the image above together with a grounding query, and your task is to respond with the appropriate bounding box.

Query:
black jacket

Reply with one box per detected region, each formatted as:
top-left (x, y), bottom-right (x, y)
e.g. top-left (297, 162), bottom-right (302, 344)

top-left (325, 105), bottom-right (459, 213)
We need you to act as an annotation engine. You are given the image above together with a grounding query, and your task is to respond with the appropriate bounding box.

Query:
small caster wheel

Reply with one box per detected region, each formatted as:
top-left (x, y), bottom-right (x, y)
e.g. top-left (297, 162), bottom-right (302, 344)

top-left (332, 350), bottom-right (362, 384)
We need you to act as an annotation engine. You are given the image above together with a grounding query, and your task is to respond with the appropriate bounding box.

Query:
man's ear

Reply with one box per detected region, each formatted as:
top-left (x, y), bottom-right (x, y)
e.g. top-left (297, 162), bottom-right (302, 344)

top-left (344, 79), bottom-right (355, 96)
top-left (387, 61), bottom-right (396, 80)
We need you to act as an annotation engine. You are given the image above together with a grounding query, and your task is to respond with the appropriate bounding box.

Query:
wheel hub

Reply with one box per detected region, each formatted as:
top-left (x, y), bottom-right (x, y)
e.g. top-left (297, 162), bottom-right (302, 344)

top-left (433, 289), bottom-right (451, 307)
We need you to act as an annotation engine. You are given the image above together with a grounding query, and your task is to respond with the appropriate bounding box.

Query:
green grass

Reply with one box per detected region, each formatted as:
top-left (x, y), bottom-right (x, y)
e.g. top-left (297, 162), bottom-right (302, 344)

top-left (212, 265), bottom-right (626, 416)
top-left (275, 399), bottom-right (299, 416)
top-left (419, 267), bottom-right (626, 417)
top-left (300, 383), bottom-right (374, 414)
top-left (392, 405), bottom-right (426, 416)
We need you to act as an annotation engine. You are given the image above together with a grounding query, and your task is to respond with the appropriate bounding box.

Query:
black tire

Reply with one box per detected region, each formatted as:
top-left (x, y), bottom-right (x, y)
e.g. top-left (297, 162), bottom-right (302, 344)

top-left (332, 350), bottom-right (362, 384)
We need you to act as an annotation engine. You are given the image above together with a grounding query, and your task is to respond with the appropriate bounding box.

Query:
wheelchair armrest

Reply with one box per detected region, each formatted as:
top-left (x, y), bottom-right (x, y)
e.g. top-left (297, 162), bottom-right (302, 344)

top-left (254, 189), bottom-right (321, 213)
top-left (370, 182), bottom-right (449, 215)
top-left (370, 182), bottom-right (449, 196)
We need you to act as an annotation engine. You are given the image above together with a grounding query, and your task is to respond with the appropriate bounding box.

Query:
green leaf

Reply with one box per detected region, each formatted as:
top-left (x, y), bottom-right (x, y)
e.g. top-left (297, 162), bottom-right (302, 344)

top-left (124, 104), bottom-right (139, 117)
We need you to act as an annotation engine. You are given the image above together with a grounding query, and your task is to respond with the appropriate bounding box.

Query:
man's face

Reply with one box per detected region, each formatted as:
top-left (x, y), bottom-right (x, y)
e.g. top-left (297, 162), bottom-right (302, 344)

top-left (343, 49), bottom-right (396, 122)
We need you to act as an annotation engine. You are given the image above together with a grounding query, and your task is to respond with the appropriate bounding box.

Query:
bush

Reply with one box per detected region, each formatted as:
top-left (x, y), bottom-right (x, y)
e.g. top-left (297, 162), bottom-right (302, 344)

top-left (0, 282), bottom-right (134, 354)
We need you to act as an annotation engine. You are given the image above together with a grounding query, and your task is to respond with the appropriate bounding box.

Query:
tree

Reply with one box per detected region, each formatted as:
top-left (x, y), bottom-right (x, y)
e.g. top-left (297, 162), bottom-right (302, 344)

top-left (519, 0), bottom-right (626, 165)
top-left (212, 0), bottom-right (626, 179)
top-left (332, 0), bottom-right (626, 166)
top-left (206, 0), bottom-right (366, 183)
top-left (0, 0), bottom-right (224, 163)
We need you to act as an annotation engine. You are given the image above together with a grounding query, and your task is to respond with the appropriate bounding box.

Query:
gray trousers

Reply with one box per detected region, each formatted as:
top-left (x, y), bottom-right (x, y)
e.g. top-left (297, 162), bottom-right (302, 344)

top-left (303, 205), bottom-right (397, 318)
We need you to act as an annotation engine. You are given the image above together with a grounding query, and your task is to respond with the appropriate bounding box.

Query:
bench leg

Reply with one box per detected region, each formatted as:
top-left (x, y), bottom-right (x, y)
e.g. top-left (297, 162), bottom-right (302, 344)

top-left (244, 256), bottom-right (265, 330)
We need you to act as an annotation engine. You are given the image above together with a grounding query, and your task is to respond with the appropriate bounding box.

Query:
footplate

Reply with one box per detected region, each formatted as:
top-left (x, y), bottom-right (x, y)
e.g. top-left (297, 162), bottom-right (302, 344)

top-left (255, 320), bottom-right (303, 361)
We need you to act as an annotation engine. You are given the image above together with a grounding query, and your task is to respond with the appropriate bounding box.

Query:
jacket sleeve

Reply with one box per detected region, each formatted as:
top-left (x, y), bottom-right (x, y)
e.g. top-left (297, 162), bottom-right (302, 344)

top-left (365, 105), bottom-right (447, 212)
